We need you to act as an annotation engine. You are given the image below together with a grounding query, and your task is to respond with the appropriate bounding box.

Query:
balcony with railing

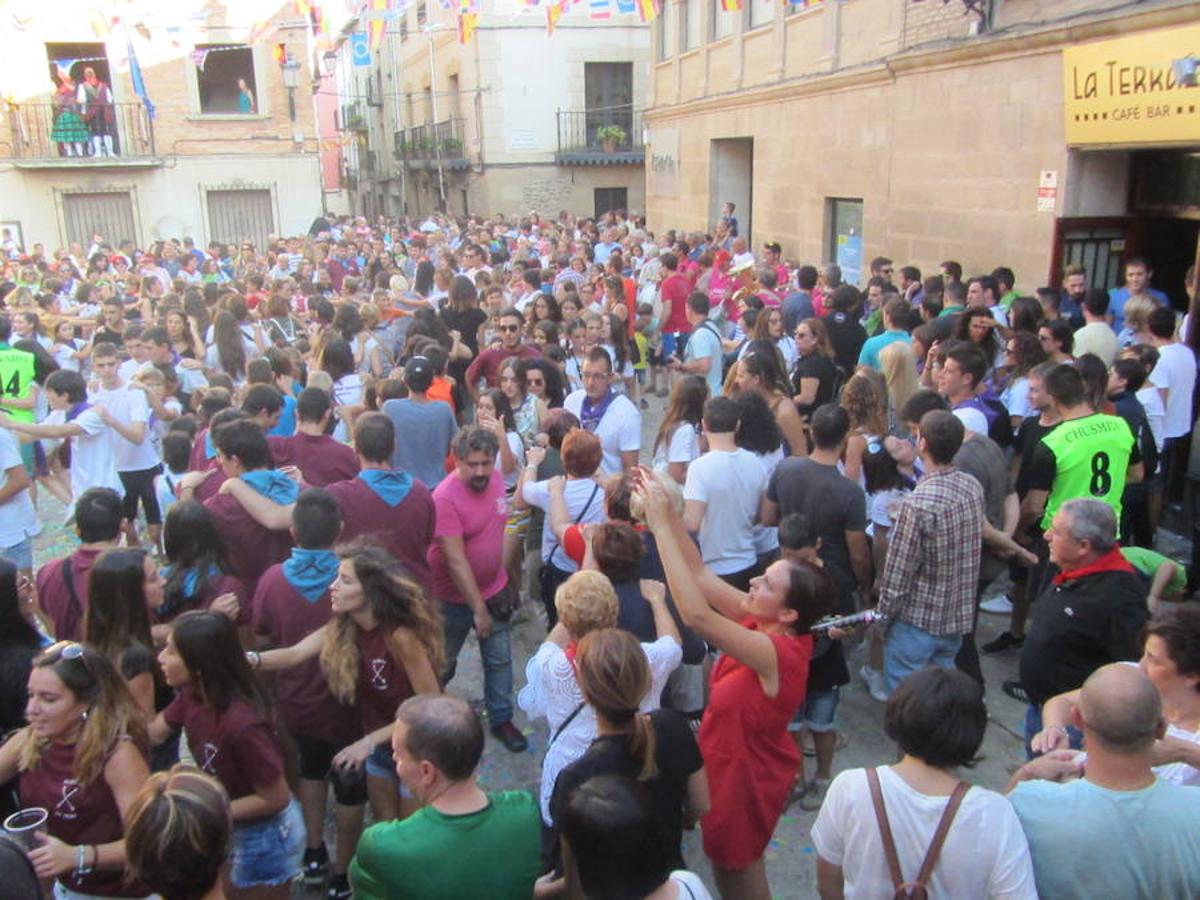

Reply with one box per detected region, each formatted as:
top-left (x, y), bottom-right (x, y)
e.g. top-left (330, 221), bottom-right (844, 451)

top-left (556, 104), bottom-right (644, 166)
top-left (6, 102), bottom-right (159, 167)
top-left (396, 118), bottom-right (469, 170)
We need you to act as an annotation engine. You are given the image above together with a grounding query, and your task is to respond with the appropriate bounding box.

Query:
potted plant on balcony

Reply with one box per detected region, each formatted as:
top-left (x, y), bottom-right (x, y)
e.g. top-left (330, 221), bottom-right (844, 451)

top-left (439, 137), bottom-right (463, 155)
top-left (596, 124), bottom-right (626, 154)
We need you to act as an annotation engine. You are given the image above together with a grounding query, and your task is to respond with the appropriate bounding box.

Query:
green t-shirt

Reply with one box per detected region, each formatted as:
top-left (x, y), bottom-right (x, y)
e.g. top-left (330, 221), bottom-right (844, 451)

top-left (0, 344), bottom-right (37, 423)
top-left (1120, 546), bottom-right (1186, 595)
top-left (1030, 413), bottom-right (1137, 530)
top-left (349, 790), bottom-right (541, 900)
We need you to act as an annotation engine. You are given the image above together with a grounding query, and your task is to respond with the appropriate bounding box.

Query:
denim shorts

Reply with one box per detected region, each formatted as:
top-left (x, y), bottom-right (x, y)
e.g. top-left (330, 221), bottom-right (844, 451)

top-left (0, 537), bottom-right (33, 571)
top-left (364, 741), bottom-right (414, 798)
top-left (788, 687), bottom-right (841, 733)
top-left (230, 798), bottom-right (304, 889)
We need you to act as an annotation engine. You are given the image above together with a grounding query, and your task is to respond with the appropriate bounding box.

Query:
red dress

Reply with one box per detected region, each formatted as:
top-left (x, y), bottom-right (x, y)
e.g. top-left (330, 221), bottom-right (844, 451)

top-left (698, 621), bottom-right (812, 870)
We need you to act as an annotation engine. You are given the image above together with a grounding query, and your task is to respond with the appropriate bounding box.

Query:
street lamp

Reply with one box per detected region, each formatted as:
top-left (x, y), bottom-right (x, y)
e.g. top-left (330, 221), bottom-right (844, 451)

top-left (281, 57), bottom-right (301, 122)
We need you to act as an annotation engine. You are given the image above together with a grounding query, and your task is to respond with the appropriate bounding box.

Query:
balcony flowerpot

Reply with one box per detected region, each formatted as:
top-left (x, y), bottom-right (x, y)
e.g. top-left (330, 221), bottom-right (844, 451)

top-left (596, 124), bottom-right (627, 154)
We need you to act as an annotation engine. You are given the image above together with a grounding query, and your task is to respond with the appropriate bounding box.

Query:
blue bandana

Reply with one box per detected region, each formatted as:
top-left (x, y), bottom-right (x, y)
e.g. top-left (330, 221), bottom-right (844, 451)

top-left (358, 469), bottom-right (413, 508)
top-left (282, 548), bottom-right (339, 602)
top-left (241, 469), bottom-right (301, 504)
top-left (204, 430), bottom-right (217, 459)
top-left (156, 564), bottom-right (222, 619)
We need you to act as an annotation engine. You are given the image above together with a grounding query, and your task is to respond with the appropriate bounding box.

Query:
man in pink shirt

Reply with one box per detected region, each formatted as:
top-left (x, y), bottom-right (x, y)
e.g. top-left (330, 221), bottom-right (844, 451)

top-left (428, 426), bottom-right (527, 753)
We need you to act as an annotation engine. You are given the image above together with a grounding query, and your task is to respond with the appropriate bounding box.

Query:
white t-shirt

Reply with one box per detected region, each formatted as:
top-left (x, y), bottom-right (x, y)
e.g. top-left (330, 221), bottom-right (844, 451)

top-left (49, 406), bottom-right (123, 504)
top-left (0, 429), bottom-right (39, 547)
top-left (495, 431), bottom-right (525, 492)
top-left (652, 423), bottom-right (700, 474)
top-left (752, 447), bottom-right (784, 555)
top-left (811, 766), bottom-right (1037, 900)
top-left (1000, 376), bottom-right (1032, 421)
top-left (332, 374), bottom-right (363, 443)
top-left (683, 448), bottom-right (766, 575)
top-left (1149, 342), bottom-right (1197, 439)
top-left (563, 390), bottom-right (642, 476)
top-left (952, 406), bottom-right (989, 436)
top-left (1136, 385), bottom-right (1167, 453)
top-left (667, 870), bottom-right (713, 900)
top-left (522, 476), bottom-right (605, 570)
top-left (90, 383), bottom-right (156, 472)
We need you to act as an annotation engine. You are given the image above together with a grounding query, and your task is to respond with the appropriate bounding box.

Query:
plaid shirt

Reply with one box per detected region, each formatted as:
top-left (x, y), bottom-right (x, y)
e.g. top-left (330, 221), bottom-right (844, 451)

top-left (877, 468), bottom-right (985, 636)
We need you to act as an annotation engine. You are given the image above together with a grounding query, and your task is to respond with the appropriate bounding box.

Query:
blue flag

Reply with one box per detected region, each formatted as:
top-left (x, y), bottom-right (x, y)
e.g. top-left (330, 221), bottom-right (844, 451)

top-left (127, 42), bottom-right (155, 120)
top-left (350, 32), bottom-right (371, 68)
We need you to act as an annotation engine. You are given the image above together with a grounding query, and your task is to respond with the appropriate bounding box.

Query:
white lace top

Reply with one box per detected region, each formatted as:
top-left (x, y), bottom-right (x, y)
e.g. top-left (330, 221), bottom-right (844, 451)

top-left (517, 634), bottom-right (682, 824)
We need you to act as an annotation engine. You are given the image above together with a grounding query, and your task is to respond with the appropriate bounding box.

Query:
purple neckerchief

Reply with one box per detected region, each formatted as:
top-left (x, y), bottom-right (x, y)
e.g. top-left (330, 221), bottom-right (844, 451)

top-left (579, 389), bottom-right (616, 433)
top-left (66, 400), bottom-right (92, 422)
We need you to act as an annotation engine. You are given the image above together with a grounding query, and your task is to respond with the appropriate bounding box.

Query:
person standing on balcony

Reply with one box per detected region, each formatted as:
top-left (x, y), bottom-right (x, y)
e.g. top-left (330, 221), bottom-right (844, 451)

top-left (50, 75), bottom-right (88, 158)
top-left (237, 78), bottom-right (257, 114)
top-left (76, 67), bottom-right (115, 157)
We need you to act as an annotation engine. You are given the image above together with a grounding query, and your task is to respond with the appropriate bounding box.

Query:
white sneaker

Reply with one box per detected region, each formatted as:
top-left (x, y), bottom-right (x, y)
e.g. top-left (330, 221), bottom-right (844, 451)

top-left (859, 665), bottom-right (888, 702)
top-left (980, 594), bottom-right (1013, 615)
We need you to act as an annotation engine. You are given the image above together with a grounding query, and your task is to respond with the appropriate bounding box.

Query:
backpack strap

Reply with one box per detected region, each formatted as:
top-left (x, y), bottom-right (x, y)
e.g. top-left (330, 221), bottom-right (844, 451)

top-left (911, 780), bottom-right (969, 893)
top-left (866, 768), bottom-right (907, 895)
top-left (866, 767), bottom-right (970, 899)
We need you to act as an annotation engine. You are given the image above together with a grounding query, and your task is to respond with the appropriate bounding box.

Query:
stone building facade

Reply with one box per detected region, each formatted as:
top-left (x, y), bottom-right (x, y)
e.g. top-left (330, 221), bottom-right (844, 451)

top-left (0, 4), bottom-right (323, 251)
top-left (646, 0), bottom-right (1200, 301)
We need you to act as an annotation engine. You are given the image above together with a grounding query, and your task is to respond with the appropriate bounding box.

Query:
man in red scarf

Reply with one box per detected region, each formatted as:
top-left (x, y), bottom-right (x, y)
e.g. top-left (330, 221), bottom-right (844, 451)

top-left (1013, 497), bottom-right (1148, 751)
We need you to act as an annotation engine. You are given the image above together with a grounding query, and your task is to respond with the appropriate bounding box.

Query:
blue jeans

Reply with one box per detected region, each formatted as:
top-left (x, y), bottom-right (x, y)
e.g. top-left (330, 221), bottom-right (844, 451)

top-left (230, 798), bottom-right (304, 888)
top-left (441, 599), bottom-right (514, 726)
top-left (883, 619), bottom-right (961, 694)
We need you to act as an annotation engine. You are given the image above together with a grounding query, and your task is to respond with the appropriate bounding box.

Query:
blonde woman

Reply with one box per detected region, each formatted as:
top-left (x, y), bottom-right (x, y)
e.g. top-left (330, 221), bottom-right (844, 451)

top-left (879, 341), bottom-right (920, 437)
top-left (251, 541), bottom-right (443, 822)
top-left (517, 570), bottom-right (681, 828)
top-left (0, 642), bottom-right (150, 897)
top-left (1118, 295), bottom-right (1157, 347)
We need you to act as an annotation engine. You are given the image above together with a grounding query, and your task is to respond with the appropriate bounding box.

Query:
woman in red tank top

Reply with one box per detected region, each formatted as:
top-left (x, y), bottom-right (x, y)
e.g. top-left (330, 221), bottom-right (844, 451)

top-left (637, 473), bottom-right (834, 900)
top-left (255, 540), bottom-right (443, 822)
top-left (0, 641), bottom-right (150, 898)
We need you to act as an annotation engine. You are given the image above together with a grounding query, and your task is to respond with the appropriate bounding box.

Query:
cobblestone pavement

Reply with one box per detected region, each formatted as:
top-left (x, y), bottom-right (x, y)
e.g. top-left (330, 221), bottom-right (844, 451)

top-left (27, 391), bottom-right (1189, 898)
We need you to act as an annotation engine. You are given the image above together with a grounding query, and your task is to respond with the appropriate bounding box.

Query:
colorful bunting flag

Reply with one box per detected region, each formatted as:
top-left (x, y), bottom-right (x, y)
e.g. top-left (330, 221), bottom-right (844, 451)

top-left (546, 0), bottom-right (565, 34)
top-left (246, 19), bottom-right (273, 45)
top-left (721, 0), bottom-right (742, 10)
top-left (635, 0), bottom-right (660, 22)
top-left (588, 0), bottom-right (611, 20)
top-left (368, 0), bottom-right (390, 51)
top-left (616, 0), bottom-right (636, 13)
top-left (189, 48), bottom-right (209, 71)
top-left (456, 11), bottom-right (477, 42)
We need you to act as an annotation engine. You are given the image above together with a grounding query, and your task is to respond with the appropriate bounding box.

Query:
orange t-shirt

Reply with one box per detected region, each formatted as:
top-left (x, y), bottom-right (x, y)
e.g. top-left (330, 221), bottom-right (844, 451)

top-left (428, 376), bottom-right (455, 411)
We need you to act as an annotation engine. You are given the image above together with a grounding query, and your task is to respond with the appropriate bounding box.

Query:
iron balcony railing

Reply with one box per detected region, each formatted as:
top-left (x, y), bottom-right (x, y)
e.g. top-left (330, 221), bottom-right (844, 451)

top-left (556, 104), bottom-right (643, 162)
top-left (398, 117), bottom-right (466, 161)
top-left (7, 102), bottom-right (156, 162)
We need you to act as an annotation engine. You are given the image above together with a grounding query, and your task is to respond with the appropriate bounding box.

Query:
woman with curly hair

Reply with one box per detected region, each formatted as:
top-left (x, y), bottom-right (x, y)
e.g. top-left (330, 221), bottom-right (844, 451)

top-left (994, 330), bottom-right (1047, 429)
top-left (0, 642), bottom-right (150, 897)
top-left (840, 369), bottom-right (888, 485)
top-left (252, 541), bottom-right (442, 822)
top-left (954, 306), bottom-right (1003, 375)
top-left (734, 340), bottom-right (807, 457)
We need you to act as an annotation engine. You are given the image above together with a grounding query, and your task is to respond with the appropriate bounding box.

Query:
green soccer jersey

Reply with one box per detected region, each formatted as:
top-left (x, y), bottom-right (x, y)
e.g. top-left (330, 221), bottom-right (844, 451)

top-left (0, 344), bottom-right (37, 423)
top-left (1033, 412), bottom-right (1136, 530)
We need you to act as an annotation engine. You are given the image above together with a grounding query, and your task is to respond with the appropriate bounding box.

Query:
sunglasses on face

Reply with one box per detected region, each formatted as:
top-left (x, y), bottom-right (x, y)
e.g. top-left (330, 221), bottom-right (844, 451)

top-left (499, 324), bottom-right (521, 333)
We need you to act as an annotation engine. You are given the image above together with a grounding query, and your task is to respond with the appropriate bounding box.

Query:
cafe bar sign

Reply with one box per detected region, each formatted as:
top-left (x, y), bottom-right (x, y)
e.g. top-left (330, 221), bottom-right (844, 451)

top-left (1063, 23), bottom-right (1200, 146)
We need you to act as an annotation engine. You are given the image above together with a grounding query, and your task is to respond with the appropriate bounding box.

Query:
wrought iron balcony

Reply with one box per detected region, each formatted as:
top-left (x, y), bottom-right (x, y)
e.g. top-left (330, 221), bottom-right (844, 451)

top-left (556, 105), bottom-right (644, 165)
top-left (397, 118), bottom-right (469, 170)
top-left (340, 101), bottom-right (369, 132)
top-left (5, 102), bottom-right (159, 167)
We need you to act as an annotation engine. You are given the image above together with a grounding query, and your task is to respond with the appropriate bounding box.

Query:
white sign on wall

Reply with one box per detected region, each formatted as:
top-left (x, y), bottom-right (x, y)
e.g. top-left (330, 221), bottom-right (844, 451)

top-left (508, 130), bottom-right (538, 152)
top-left (649, 127), bottom-right (679, 198)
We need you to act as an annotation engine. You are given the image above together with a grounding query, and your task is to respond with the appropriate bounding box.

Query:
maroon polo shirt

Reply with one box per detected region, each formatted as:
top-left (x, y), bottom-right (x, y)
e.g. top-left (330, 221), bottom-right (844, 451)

top-left (251, 564), bottom-right (361, 743)
top-left (276, 431), bottom-right (360, 487)
top-left (464, 343), bottom-right (541, 391)
top-left (324, 475), bottom-right (435, 589)
top-left (203, 493), bottom-right (293, 591)
top-left (36, 547), bottom-right (107, 641)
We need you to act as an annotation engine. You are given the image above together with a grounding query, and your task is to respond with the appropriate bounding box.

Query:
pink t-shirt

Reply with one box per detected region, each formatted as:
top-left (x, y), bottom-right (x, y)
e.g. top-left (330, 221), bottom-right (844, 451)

top-left (427, 470), bottom-right (508, 605)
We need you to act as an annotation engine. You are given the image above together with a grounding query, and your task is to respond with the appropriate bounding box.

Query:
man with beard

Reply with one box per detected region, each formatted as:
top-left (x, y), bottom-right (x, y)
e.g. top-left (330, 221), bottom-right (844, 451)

top-left (428, 426), bottom-right (527, 752)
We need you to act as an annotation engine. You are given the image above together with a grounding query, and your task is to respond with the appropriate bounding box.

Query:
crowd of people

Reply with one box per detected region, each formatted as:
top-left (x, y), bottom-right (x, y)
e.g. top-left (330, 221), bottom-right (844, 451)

top-left (0, 209), bottom-right (1197, 898)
